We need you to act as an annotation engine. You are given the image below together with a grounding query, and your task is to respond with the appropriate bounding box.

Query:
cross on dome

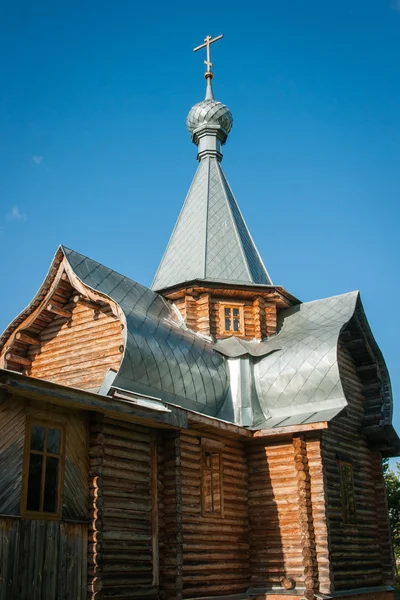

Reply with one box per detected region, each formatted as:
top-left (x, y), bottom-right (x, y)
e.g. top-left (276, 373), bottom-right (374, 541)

top-left (193, 34), bottom-right (223, 79)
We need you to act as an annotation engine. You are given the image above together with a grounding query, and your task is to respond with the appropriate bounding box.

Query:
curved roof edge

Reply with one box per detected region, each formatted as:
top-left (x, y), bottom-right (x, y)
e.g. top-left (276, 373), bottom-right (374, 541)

top-left (0, 246), bottom-right (65, 351)
top-left (250, 291), bottom-right (394, 432)
top-left (0, 246), bottom-right (230, 418)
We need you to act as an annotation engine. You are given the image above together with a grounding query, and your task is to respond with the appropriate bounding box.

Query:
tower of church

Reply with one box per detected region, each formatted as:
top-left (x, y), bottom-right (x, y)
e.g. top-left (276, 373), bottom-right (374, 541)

top-left (153, 36), bottom-right (297, 340)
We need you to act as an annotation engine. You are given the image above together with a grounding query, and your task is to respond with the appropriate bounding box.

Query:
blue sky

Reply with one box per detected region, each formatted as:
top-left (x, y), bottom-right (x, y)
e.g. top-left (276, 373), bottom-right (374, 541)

top-left (1, 1), bottom-right (399, 458)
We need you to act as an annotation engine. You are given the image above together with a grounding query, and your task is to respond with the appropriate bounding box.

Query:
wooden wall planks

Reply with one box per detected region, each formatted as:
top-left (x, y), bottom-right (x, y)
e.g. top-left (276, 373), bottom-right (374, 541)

top-left (248, 440), bottom-right (303, 591)
top-left (173, 292), bottom-right (278, 340)
top-left (0, 393), bottom-right (89, 521)
top-left (159, 430), bottom-right (250, 599)
top-left (0, 518), bottom-right (87, 600)
top-left (0, 391), bottom-right (25, 516)
top-left (28, 301), bottom-right (123, 392)
top-left (307, 438), bottom-right (332, 595)
top-left (88, 417), bottom-right (158, 600)
top-left (321, 344), bottom-right (391, 591)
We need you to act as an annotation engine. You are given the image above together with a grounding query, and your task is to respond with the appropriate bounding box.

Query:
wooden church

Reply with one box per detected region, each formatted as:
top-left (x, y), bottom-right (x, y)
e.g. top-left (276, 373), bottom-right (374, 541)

top-left (0, 34), bottom-right (398, 600)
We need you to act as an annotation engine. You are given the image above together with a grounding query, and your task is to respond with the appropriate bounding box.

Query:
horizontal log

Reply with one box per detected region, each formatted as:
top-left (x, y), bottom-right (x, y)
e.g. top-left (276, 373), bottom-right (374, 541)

top-left (15, 332), bottom-right (41, 345)
top-left (5, 352), bottom-right (31, 366)
top-left (46, 303), bottom-right (72, 318)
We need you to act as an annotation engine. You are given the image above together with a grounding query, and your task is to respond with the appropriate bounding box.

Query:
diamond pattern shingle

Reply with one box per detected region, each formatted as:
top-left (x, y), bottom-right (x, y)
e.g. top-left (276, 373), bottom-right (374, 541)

top-left (62, 246), bottom-right (229, 416)
top-left (152, 157), bottom-right (272, 290)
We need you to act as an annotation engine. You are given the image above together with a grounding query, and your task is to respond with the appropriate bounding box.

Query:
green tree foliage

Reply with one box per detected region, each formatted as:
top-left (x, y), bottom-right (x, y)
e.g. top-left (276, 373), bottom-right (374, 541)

top-left (383, 459), bottom-right (400, 561)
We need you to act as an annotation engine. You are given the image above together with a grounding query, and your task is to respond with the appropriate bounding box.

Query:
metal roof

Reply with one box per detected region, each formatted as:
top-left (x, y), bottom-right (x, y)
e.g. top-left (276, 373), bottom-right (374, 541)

top-left (0, 246), bottom-right (393, 434)
top-left (215, 290), bottom-right (393, 430)
top-left (62, 247), bottom-right (230, 416)
top-left (151, 156), bottom-right (272, 290)
top-left (254, 292), bottom-right (358, 426)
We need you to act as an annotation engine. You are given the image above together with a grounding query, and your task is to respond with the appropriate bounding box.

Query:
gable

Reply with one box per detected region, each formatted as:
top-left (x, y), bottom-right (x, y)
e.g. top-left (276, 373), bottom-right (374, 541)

top-left (0, 254), bottom-right (124, 393)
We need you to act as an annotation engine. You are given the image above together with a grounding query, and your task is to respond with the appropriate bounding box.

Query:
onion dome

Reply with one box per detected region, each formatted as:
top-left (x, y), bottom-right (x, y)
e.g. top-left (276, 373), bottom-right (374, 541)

top-left (186, 98), bottom-right (233, 137)
top-left (186, 78), bottom-right (233, 160)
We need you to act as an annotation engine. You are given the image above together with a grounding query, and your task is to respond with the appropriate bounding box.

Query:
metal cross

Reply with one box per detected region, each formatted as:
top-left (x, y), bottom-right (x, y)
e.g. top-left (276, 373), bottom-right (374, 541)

top-left (193, 34), bottom-right (224, 76)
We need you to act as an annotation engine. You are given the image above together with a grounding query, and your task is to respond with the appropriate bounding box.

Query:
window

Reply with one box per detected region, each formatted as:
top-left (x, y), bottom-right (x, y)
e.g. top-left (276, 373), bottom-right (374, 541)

top-left (201, 447), bottom-right (223, 517)
top-left (220, 304), bottom-right (244, 335)
top-left (22, 420), bottom-right (64, 518)
top-left (338, 459), bottom-right (356, 523)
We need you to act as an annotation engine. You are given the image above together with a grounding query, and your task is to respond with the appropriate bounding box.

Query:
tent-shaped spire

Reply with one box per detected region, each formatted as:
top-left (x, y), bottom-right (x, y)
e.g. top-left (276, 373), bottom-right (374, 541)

top-left (152, 49), bottom-right (272, 291)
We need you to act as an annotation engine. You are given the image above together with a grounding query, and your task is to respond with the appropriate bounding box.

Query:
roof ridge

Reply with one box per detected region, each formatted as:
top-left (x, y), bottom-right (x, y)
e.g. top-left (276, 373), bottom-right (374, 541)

top-left (214, 159), bottom-right (253, 282)
top-left (218, 167), bottom-right (273, 285)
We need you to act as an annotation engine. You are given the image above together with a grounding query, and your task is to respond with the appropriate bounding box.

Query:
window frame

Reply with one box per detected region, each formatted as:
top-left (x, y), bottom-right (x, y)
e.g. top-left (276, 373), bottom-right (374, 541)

top-left (21, 417), bottom-right (65, 520)
top-left (219, 302), bottom-right (245, 336)
top-left (200, 440), bottom-right (224, 519)
top-left (337, 458), bottom-right (357, 524)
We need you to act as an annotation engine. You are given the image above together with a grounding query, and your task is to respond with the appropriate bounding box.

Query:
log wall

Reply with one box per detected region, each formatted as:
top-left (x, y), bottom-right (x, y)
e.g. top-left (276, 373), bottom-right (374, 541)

top-left (174, 294), bottom-right (277, 340)
top-left (159, 430), bottom-right (250, 599)
top-left (28, 300), bottom-right (123, 392)
top-left (88, 417), bottom-right (157, 599)
top-left (248, 440), bottom-right (303, 591)
top-left (321, 344), bottom-right (392, 591)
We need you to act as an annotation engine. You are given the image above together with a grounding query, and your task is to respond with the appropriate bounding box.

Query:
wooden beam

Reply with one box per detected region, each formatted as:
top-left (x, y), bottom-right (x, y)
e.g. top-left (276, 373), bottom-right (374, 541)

top-left (0, 371), bottom-right (188, 429)
top-left (254, 421), bottom-right (329, 438)
top-left (188, 412), bottom-right (252, 438)
top-left (5, 353), bottom-right (31, 366)
top-left (46, 303), bottom-right (71, 318)
top-left (72, 295), bottom-right (103, 311)
top-left (15, 332), bottom-right (41, 346)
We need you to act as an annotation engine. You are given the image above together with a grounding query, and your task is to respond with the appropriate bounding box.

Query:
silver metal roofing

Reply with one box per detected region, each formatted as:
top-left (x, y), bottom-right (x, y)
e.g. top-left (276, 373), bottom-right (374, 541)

top-left (151, 156), bottom-right (272, 290)
top-left (0, 246), bottom-right (393, 434)
top-left (215, 291), bottom-right (393, 429)
top-left (254, 292), bottom-right (359, 427)
top-left (186, 98), bottom-right (233, 138)
top-left (152, 80), bottom-right (271, 292)
top-left (61, 247), bottom-right (229, 415)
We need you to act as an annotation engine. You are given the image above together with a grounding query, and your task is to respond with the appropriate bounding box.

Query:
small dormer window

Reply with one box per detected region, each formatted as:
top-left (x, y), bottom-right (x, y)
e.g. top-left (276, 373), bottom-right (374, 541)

top-left (220, 304), bottom-right (244, 335)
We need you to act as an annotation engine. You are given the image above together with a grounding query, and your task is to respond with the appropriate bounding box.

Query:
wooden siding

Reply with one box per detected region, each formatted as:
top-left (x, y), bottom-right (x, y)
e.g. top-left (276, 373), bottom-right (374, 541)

top-left (174, 293), bottom-right (278, 340)
top-left (181, 432), bottom-right (249, 598)
top-left (321, 344), bottom-right (391, 591)
top-left (248, 440), bottom-right (303, 590)
top-left (0, 518), bottom-right (87, 600)
top-left (0, 393), bottom-right (89, 521)
top-left (0, 391), bottom-right (25, 516)
top-left (28, 301), bottom-right (123, 392)
top-left (159, 432), bottom-right (183, 600)
top-left (88, 417), bottom-right (157, 599)
top-left (159, 431), bottom-right (250, 599)
top-left (307, 438), bottom-right (332, 594)
top-left (371, 452), bottom-right (395, 585)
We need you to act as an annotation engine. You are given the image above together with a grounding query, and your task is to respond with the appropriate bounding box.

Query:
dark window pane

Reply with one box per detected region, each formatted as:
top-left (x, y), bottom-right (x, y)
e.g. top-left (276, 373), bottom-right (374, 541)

top-left (233, 318), bottom-right (240, 332)
top-left (30, 424), bottom-right (45, 451)
top-left (233, 308), bottom-right (240, 317)
top-left (47, 428), bottom-right (61, 454)
top-left (224, 308), bottom-right (230, 317)
top-left (27, 453), bottom-right (43, 511)
top-left (43, 457), bottom-right (59, 513)
top-left (225, 318), bottom-right (231, 331)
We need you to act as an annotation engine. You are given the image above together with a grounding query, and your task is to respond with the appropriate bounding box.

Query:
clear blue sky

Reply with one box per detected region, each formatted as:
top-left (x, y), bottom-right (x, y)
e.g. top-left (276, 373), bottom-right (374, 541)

top-left (1, 1), bottom-right (399, 458)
